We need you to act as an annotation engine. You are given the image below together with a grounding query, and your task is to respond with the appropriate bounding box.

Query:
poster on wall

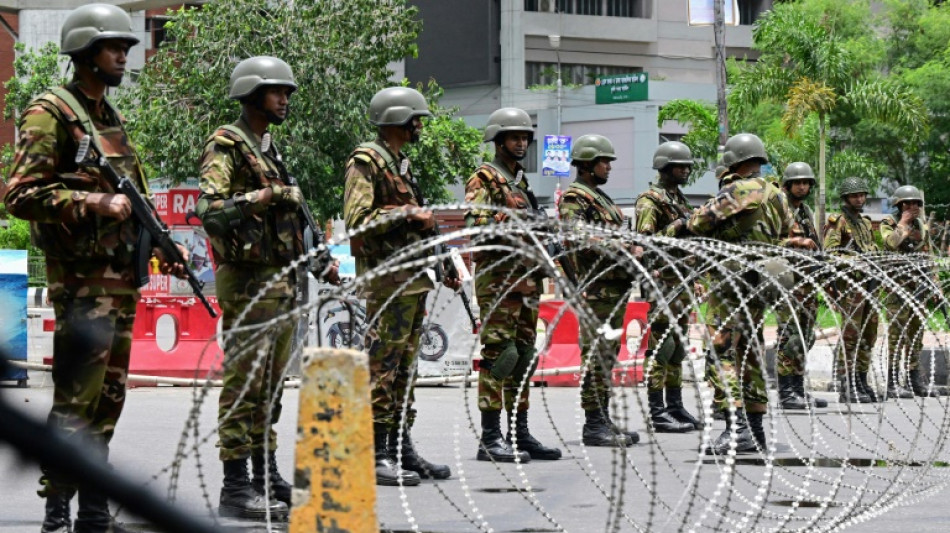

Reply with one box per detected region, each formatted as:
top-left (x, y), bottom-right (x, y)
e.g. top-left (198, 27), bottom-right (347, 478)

top-left (171, 227), bottom-right (216, 294)
top-left (541, 135), bottom-right (572, 178)
top-left (0, 250), bottom-right (28, 382)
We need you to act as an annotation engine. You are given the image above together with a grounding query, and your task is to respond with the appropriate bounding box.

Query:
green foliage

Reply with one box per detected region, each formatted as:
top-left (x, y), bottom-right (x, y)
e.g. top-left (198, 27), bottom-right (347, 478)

top-left (656, 99), bottom-right (718, 183)
top-left (117, 0), bottom-right (482, 221)
top-left (0, 215), bottom-right (39, 255)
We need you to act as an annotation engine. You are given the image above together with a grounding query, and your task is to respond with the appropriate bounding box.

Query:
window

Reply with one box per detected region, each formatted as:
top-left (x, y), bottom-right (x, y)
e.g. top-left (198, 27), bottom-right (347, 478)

top-left (737, 0), bottom-right (769, 26)
top-left (146, 16), bottom-right (173, 48)
top-left (526, 61), bottom-right (641, 87)
top-left (525, 0), bottom-right (647, 18)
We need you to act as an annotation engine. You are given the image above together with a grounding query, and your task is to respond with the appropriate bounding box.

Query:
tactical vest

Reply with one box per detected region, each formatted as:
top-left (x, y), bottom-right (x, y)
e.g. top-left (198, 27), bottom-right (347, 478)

top-left (637, 184), bottom-right (692, 233)
top-left (883, 215), bottom-right (929, 253)
top-left (563, 181), bottom-right (630, 282)
top-left (29, 86), bottom-right (146, 263)
top-left (207, 124), bottom-right (303, 265)
top-left (714, 176), bottom-right (786, 243)
top-left (830, 210), bottom-right (876, 252)
top-left (346, 141), bottom-right (424, 259)
top-left (475, 161), bottom-right (533, 215)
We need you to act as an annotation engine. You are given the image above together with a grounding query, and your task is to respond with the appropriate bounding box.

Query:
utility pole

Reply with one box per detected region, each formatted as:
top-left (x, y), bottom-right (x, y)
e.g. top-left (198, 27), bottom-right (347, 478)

top-left (713, 0), bottom-right (728, 157)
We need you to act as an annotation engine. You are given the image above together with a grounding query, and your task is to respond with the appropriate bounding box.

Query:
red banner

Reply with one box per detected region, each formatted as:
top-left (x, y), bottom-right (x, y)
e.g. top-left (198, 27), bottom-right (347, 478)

top-left (154, 188), bottom-right (200, 226)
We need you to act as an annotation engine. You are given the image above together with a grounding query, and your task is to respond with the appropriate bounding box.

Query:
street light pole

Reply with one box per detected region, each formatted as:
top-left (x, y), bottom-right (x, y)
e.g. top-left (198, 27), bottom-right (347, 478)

top-left (713, 0), bottom-right (729, 156)
top-left (549, 34), bottom-right (562, 136)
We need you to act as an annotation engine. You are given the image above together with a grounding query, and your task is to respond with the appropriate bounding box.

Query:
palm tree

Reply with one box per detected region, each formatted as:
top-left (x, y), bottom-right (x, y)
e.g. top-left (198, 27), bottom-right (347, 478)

top-left (656, 99), bottom-right (719, 184)
top-left (730, 4), bottom-right (928, 230)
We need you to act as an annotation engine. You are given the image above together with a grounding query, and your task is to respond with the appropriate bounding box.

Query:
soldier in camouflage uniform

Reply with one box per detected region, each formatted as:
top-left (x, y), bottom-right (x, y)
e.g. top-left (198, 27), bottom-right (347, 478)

top-left (687, 133), bottom-right (794, 455)
top-left (558, 134), bottom-right (639, 447)
top-left (465, 108), bottom-right (561, 463)
top-left (2, 5), bottom-right (188, 532)
top-left (635, 141), bottom-right (701, 434)
top-left (823, 176), bottom-right (880, 404)
top-left (775, 162), bottom-right (828, 410)
top-left (343, 86), bottom-right (458, 486)
top-left (196, 56), bottom-right (314, 520)
top-left (881, 185), bottom-right (938, 398)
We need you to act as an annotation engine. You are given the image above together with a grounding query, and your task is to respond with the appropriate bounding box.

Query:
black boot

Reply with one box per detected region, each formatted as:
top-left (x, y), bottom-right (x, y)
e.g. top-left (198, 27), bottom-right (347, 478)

top-left (582, 409), bottom-right (632, 447)
top-left (909, 369), bottom-right (940, 397)
top-left (778, 374), bottom-right (808, 410)
top-left (508, 410), bottom-right (562, 460)
top-left (857, 371), bottom-right (879, 403)
top-left (41, 492), bottom-right (72, 533)
top-left (665, 387), bottom-right (704, 430)
top-left (477, 410), bottom-right (530, 463)
top-left (251, 453), bottom-right (292, 506)
top-left (648, 391), bottom-right (693, 433)
top-left (838, 374), bottom-right (871, 404)
top-left (389, 427), bottom-right (451, 480)
top-left (219, 458), bottom-right (289, 520)
top-left (886, 366), bottom-right (914, 399)
top-left (705, 410), bottom-right (758, 455)
top-left (797, 376), bottom-right (828, 408)
top-left (601, 394), bottom-right (640, 443)
top-left (747, 412), bottom-right (767, 448)
top-left (73, 487), bottom-right (132, 533)
top-left (374, 425), bottom-right (420, 486)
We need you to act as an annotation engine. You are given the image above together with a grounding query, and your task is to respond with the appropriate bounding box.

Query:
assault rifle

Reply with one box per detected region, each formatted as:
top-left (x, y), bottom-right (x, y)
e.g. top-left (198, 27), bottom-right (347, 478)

top-left (405, 178), bottom-right (480, 333)
top-left (523, 188), bottom-right (578, 285)
top-left (75, 136), bottom-right (217, 318)
top-left (284, 174), bottom-right (338, 284)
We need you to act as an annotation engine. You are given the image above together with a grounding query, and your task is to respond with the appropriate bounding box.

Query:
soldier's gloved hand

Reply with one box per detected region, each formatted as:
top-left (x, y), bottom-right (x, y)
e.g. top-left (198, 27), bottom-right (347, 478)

top-left (85, 192), bottom-right (132, 221)
top-left (271, 184), bottom-right (304, 208)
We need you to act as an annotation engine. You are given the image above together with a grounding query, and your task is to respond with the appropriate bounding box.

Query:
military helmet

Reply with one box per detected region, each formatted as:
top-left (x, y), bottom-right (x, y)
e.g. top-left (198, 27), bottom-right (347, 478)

top-left (368, 87), bottom-right (431, 126)
top-left (483, 108), bottom-right (534, 143)
top-left (715, 165), bottom-right (728, 179)
top-left (782, 162), bottom-right (816, 185)
top-left (60, 3), bottom-right (139, 56)
top-left (722, 133), bottom-right (769, 169)
top-left (891, 185), bottom-right (924, 207)
top-left (229, 56), bottom-right (297, 100)
top-left (652, 141), bottom-right (694, 170)
top-left (838, 176), bottom-right (869, 198)
top-left (571, 134), bottom-right (616, 163)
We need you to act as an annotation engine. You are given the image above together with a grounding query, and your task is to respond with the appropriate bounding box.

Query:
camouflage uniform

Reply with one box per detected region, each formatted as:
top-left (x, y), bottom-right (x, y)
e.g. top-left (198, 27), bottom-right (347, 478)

top-left (635, 183), bottom-right (694, 394)
top-left (559, 180), bottom-right (632, 412)
top-left (881, 214), bottom-right (930, 373)
top-left (775, 202), bottom-right (820, 377)
top-left (197, 118), bottom-right (302, 461)
top-left (3, 81), bottom-right (148, 496)
top-left (343, 138), bottom-right (433, 429)
top-left (465, 155), bottom-right (543, 413)
top-left (823, 209), bottom-right (879, 376)
top-left (687, 174), bottom-right (793, 414)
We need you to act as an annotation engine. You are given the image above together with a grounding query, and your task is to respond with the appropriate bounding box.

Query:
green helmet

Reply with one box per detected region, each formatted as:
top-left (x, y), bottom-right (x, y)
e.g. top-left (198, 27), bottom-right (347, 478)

top-left (571, 134), bottom-right (616, 163)
top-left (483, 108), bottom-right (534, 143)
top-left (782, 162), bottom-right (816, 186)
top-left (368, 87), bottom-right (431, 126)
top-left (229, 56), bottom-right (297, 100)
top-left (652, 141), bottom-right (693, 170)
top-left (891, 185), bottom-right (924, 207)
top-left (722, 133), bottom-right (768, 169)
top-left (715, 165), bottom-right (728, 179)
top-left (838, 176), bottom-right (869, 198)
top-left (60, 3), bottom-right (139, 56)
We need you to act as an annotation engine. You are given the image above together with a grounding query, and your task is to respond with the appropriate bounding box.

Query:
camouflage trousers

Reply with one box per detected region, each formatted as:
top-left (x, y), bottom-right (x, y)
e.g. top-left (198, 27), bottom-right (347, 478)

top-left (476, 274), bottom-right (540, 413)
top-left (834, 289), bottom-right (879, 375)
top-left (708, 291), bottom-right (768, 414)
top-left (40, 294), bottom-right (138, 495)
top-left (703, 290), bottom-right (726, 408)
top-left (580, 281), bottom-right (629, 412)
top-left (775, 285), bottom-right (819, 377)
top-left (365, 291), bottom-right (427, 429)
top-left (645, 282), bottom-right (691, 393)
top-left (885, 287), bottom-right (924, 371)
top-left (217, 297), bottom-right (293, 461)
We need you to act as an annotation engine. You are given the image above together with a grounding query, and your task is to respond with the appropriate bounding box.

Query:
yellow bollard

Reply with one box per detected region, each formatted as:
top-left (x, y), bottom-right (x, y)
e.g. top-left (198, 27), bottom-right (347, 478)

top-left (290, 348), bottom-right (378, 532)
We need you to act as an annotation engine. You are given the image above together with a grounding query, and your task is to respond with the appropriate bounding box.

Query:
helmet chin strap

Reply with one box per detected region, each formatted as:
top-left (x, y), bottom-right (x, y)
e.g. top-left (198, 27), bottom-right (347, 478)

top-left (403, 121), bottom-right (420, 143)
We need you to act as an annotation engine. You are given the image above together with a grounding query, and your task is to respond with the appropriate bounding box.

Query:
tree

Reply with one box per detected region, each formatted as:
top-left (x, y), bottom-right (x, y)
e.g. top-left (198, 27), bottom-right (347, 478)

top-left (656, 99), bottom-right (718, 184)
top-left (729, 1), bottom-right (928, 229)
top-left (118, 0), bottom-right (484, 221)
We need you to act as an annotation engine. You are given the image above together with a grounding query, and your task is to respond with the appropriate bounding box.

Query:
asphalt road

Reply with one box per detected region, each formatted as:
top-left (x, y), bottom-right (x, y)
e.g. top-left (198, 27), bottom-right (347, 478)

top-left (2, 373), bottom-right (950, 532)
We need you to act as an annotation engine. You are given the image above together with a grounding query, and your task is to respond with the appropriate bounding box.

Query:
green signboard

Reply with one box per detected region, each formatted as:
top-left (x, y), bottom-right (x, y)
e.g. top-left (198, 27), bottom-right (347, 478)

top-left (595, 72), bottom-right (649, 104)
